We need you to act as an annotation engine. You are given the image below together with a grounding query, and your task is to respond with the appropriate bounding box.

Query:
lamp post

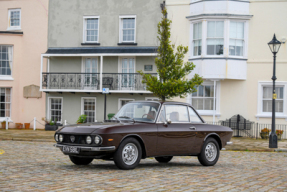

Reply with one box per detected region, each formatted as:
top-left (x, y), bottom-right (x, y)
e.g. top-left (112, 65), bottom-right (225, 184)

top-left (267, 34), bottom-right (281, 148)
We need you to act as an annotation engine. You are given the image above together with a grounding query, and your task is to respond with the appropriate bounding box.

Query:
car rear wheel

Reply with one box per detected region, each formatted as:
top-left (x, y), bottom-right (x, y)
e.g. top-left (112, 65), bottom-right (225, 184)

top-left (198, 138), bottom-right (220, 166)
top-left (69, 156), bottom-right (93, 165)
top-left (113, 137), bottom-right (142, 170)
top-left (155, 156), bottom-right (173, 163)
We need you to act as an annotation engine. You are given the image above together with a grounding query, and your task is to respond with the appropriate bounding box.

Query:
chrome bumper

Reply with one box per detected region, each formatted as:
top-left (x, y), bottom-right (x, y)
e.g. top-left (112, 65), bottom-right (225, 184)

top-left (226, 141), bottom-right (233, 145)
top-left (54, 144), bottom-right (116, 152)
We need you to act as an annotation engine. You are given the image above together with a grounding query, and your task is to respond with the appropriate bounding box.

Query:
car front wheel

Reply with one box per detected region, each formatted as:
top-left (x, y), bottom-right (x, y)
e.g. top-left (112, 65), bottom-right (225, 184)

top-left (155, 156), bottom-right (173, 163)
top-left (113, 138), bottom-right (142, 170)
top-left (69, 156), bottom-right (93, 165)
top-left (198, 138), bottom-right (220, 166)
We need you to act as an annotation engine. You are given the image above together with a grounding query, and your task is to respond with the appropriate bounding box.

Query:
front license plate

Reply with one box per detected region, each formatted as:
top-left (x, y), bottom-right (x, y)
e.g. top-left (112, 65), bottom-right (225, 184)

top-left (62, 146), bottom-right (79, 154)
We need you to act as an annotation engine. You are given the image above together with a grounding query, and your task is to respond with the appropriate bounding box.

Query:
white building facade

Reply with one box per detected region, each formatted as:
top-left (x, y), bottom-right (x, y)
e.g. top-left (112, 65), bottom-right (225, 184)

top-left (167, 0), bottom-right (287, 124)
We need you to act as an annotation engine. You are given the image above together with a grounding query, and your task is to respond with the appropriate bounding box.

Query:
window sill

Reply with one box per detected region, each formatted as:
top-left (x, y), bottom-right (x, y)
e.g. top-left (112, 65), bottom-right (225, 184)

top-left (81, 43), bottom-right (100, 46)
top-left (6, 27), bottom-right (22, 31)
top-left (0, 76), bottom-right (14, 81)
top-left (0, 31), bottom-right (23, 35)
top-left (256, 113), bottom-right (287, 121)
top-left (118, 43), bottom-right (137, 46)
top-left (197, 111), bottom-right (221, 117)
top-left (0, 118), bottom-right (12, 122)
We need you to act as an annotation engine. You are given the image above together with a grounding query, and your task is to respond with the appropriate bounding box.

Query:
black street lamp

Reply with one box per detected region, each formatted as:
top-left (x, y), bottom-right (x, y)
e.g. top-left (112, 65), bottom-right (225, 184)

top-left (267, 34), bottom-right (281, 148)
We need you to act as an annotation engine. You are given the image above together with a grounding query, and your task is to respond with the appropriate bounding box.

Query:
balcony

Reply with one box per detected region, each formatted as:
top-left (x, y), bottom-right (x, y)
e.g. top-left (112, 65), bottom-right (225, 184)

top-left (42, 73), bottom-right (158, 93)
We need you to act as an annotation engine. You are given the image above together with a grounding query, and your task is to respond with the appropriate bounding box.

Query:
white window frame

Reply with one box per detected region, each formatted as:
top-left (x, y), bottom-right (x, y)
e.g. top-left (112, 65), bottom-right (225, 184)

top-left (83, 16), bottom-right (100, 43)
top-left (118, 98), bottom-right (135, 110)
top-left (189, 19), bottom-right (249, 60)
top-left (119, 15), bottom-right (136, 43)
top-left (7, 9), bottom-right (21, 31)
top-left (81, 97), bottom-right (97, 122)
top-left (206, 20), bottom-right (225, 56)
top-left (188, 81), bottom-right (221, 116)
top-left (0, 87), bottom-right (12, 122)
top-left (192, 22), bottom-right (202, 57)
top-left (48, 97), bottom-right (63, 123)
top-left (0, 45), bottom-right (14, 80)
top-left (256, 81), bottom-right (287, 120)
top-left (145, 97), bottom-right (160, 101)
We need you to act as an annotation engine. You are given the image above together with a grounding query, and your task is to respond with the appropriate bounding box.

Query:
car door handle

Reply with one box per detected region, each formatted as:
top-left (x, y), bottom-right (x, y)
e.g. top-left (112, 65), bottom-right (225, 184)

top-left (189, 126), bottom-right (196, 130)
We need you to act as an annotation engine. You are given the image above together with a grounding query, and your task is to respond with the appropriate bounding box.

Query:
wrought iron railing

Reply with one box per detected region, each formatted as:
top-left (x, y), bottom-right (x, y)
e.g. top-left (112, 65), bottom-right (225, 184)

top-left (206, 121), bottom-right (287, 140)
top-left (42, 73), bottom-right (157, 91)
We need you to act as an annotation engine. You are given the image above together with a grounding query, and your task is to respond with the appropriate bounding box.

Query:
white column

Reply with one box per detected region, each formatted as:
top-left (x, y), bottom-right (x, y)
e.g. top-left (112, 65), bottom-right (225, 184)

top-left (33, 117), bottom-right (36, 131)
top-left (100, 55), bottom-right (103, 91)
top-left (6, 117), bottom-right (9, 130)
top-left (40, 55), bottom-right (43, 90)
top-left (213, 80), bottom-right (217, 124)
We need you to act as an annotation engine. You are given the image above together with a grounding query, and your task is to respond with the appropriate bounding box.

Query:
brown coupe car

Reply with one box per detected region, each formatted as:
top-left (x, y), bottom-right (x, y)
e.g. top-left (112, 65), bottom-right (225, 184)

top-left (54, 101), bottom-right (233, 170)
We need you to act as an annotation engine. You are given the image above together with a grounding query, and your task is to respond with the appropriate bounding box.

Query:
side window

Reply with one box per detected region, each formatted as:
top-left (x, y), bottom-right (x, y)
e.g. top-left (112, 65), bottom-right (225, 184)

top-left (165, 105), bottom-right (189, 123)
top-left (188, 107), bottom-right (203, 123)
top-left (157, 106), bottom-right (166, 123)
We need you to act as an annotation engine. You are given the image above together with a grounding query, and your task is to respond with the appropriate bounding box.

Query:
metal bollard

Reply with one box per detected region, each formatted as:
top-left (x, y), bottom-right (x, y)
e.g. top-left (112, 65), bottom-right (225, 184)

top-left (33, 117), bottom-right (36, 131)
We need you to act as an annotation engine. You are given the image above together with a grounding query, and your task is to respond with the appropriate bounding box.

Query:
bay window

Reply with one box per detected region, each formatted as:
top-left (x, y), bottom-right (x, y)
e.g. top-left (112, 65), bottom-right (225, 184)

top-left (207, 21), bottom-right (224, 55)
top-left (229, 22), bottom-right (244, 56)
top-left (193, 22), bottom-right (202, 56)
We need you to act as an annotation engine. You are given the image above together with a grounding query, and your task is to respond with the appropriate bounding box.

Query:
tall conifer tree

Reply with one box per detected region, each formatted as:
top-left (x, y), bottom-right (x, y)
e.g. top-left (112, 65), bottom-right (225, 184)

top-left (138, 8), bottom-right (203, 101)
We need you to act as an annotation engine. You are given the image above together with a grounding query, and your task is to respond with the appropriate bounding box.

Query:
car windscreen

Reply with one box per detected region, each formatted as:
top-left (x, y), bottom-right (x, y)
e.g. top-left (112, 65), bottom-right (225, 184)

top-left (114, 102), bottom-right (160, 123)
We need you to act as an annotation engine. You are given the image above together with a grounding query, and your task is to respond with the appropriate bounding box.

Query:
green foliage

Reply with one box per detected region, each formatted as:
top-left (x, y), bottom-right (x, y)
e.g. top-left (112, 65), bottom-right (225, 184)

top-left (138, 8), bottom-right (203, 101)
top-left (49, 119), bottom-right (55, 126)
top-left (77, 114), bottom-right (87, 123)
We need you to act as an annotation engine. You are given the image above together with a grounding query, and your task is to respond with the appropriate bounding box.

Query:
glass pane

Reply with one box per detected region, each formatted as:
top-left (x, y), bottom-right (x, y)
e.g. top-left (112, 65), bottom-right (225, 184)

top-left (157, 106), bottom-right (166, 123)
top-left (188, 107), bottom-right (202, 123)
top-left (198, 85), bottom-right (203, 97)
top-left (237, 22), bottom-right (244, 39)
top-left (229, 22), bottom-right (237, 39)
top-left (165, 105), bottom-right (189, 122)
top-left (263, 87), bottom-right (272, 99)
top-left (276, 100), bottom-right (283, 112)
top-left (204, 98), bottom-right (214, 110)
top-left (207, 21), bottom-right (215, 37)
top-left (263, 100), bottom-right (272, 112)
top-left (192, 98), bottom-right (204, 110)
top-left (216, 21), bottom-right (224, 37)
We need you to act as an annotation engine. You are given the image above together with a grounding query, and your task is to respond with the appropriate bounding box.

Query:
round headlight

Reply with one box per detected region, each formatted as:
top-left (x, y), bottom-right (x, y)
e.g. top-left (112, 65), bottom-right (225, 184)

top-left (55, 134), bottom-right (59, 142)
top-left (59, 134), bottom-right (64, 142)
top-left (94, 135), bottom-right (102, 145)
top-left (86, 136), bottom-right (92, 144)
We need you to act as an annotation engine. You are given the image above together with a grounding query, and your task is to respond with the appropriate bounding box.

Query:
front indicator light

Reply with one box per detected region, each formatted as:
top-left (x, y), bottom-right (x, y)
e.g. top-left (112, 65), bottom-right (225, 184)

top-left (86, 136), bottom-right (92, 144)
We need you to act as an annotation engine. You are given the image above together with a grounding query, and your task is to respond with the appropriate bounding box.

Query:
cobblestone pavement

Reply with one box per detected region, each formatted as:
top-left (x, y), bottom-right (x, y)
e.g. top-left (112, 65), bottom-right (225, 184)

top-left (1, 141), bottom-right (287, 191)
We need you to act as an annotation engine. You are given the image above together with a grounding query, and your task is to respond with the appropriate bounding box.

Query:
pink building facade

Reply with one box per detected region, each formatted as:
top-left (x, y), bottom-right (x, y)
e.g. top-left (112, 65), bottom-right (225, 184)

top-left (0, 0), bottom-right (48, 129)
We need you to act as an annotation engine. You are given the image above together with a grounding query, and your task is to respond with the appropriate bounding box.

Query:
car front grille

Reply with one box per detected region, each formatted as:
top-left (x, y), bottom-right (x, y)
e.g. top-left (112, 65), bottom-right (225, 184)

top-left (62, 134), bottom-right (87, 144)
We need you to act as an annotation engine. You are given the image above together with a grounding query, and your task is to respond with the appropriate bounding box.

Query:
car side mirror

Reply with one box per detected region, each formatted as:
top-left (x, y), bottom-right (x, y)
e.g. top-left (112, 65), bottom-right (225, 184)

top-left (167, 119), bottom-right (171, 124)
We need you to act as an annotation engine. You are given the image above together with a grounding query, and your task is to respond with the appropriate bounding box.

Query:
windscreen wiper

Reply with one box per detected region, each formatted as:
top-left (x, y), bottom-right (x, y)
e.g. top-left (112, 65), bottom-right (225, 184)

top-left (118, 116), bottom-right (135, 123)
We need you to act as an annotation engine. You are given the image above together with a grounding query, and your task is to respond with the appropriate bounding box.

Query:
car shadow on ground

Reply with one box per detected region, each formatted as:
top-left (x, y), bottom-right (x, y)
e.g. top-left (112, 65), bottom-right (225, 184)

top-left (58, 161), bottom-right (211, 171)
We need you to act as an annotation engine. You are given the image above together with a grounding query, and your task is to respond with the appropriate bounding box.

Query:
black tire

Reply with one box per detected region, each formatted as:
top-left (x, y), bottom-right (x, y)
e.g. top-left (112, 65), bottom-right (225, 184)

top-left (113, 137), bottom-right (142, 170)
top-left (69, 156), bottom-right (93, 165)
top-left (198, 138), bottom-right (220, 166)
top-left (155, 156), bottom-right (173, 163)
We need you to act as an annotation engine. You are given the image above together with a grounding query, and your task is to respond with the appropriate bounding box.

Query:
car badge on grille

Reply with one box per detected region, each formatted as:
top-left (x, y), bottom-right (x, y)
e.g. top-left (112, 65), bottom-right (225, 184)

top-left (70, 136), bottom-right (75, 143)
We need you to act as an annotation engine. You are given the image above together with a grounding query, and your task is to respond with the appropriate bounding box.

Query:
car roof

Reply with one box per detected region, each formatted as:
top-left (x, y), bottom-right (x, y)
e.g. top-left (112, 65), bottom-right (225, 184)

top-left (129, 100), bottom-right (192, 106)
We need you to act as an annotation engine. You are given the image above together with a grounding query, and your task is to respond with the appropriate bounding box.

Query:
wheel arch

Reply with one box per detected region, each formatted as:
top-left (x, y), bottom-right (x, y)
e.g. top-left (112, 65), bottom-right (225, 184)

top-left (204, 133), bottom-right (222, 150)
top-left (120, 134), bottom-right (147, 159)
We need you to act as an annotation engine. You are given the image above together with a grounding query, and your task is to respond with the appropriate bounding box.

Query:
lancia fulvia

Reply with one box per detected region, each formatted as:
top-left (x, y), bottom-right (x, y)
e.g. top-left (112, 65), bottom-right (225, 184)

top-left (54, 101), bottom-right (233, 170)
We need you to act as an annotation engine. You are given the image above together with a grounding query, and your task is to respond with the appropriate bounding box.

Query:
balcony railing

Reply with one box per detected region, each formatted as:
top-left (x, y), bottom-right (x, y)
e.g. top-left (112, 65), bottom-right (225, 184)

top-left (42, 73), bottom-right (157, 92)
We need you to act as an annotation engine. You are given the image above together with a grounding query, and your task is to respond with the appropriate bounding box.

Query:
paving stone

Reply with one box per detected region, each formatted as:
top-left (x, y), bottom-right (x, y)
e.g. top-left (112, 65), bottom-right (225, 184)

top-left (1, 140), bottom-right (287, 191)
